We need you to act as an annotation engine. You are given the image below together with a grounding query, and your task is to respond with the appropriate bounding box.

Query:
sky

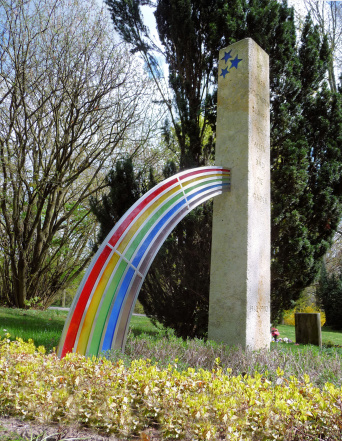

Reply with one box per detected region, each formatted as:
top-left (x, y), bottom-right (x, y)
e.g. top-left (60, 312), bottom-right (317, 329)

top-left (288, 0), bottom-right (306, 16)
top-left (141, 4), bottom-right (160, 45)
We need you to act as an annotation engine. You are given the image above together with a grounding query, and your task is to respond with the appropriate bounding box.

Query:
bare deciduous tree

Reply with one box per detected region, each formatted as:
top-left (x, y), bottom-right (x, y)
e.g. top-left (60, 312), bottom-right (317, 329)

top-left (304, 0), bottom-right (342, 92)
top-left (0, 0), bottom-right (158, 308)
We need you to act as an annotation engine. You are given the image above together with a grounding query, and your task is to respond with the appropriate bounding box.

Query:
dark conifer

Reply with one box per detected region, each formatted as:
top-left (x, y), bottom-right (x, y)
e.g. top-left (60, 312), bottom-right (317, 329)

top-left (102, 0), bottom-right (342, 330)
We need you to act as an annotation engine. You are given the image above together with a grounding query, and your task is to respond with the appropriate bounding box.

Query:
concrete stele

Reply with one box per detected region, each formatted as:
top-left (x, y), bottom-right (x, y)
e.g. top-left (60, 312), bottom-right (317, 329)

top-left (209, 38), bottom-right (270, 350)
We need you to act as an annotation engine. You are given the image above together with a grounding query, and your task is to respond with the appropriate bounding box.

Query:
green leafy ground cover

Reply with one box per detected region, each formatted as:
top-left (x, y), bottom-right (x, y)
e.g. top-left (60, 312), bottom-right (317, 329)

top-left (1, 308), bottom-right (342, 440)
top-left (1, 337), bottom-right (342, 440)
top-left (1, 307), bottom-right (342, 387)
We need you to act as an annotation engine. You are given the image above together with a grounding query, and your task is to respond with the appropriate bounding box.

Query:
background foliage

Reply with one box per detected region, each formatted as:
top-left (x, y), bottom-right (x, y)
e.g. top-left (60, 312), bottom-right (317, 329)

top-left (283, 306), bottom-right (326, 327)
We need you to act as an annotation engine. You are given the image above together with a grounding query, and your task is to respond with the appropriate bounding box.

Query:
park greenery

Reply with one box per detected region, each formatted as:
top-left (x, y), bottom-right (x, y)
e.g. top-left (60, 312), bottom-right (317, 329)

top-left (1, 0), bottom-right (342, 436)
top-left (303, 0), bottom-right (342, 92)
top-left (0, 0), bottom-right (341, 334)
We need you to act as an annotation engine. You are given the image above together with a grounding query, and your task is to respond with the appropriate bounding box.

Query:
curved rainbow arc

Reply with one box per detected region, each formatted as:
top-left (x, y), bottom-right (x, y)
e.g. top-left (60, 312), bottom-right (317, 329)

top-left (58, 166), bottom-right (230, 358)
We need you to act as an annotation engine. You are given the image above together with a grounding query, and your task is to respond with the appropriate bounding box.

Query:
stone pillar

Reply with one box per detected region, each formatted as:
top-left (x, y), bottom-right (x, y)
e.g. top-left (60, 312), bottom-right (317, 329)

top-left (209, 38), bottom-right (270, 350)
top-left (295, 313), bottom-right (322, 347)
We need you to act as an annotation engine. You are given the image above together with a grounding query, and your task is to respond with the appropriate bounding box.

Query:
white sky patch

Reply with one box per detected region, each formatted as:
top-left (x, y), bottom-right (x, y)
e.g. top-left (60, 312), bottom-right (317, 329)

top-left (141, 5), bottom-right (160, 45)
top-left (141, 5), bottom-right (169, 80)
top-left (288, 0), bottom-right (307, 17)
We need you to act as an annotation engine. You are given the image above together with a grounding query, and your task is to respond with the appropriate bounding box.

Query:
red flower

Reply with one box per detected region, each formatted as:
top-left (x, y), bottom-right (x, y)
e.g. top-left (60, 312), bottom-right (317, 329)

top-left (271, 327), bottom-right (280, 336)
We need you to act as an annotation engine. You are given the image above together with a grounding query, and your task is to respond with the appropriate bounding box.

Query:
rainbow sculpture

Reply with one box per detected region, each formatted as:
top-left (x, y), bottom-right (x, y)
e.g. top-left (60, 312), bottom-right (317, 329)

top-left (58, 166), bottom-right (230, 358)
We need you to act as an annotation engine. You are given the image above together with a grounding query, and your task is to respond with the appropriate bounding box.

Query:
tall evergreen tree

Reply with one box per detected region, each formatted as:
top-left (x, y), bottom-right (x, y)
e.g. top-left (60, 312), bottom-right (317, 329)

top-left (104, 0), bottom-right (342, 329)
top-left (271, 17), bottom-right (342, 318)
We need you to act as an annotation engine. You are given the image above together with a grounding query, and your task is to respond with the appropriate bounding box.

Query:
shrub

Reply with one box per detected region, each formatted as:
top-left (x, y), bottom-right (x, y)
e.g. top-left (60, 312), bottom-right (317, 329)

top-left (1, 336), bottom-right (342, 440)
top-left (283, 305), bottom-right (326, 327)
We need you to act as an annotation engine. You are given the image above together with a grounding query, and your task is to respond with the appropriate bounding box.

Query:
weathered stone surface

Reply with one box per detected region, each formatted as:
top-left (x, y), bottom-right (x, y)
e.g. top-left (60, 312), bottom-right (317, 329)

top-left (209, 38), bottom-right (270, 350)
top-left (295, 313), bottom-right (322, 347)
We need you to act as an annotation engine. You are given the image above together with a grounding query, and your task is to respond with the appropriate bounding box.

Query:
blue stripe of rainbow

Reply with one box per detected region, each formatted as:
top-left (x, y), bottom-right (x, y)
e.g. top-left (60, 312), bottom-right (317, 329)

top-left (57, 166), bottom-right (230, 358)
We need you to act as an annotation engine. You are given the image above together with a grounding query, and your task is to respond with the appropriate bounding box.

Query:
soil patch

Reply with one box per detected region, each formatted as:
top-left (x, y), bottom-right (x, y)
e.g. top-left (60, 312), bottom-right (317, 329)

top-left (0, 416), bottom-right (162, 440)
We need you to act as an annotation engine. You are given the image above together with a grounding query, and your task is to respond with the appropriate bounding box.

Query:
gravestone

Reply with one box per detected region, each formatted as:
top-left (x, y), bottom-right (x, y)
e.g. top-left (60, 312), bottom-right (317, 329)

top-left (295, 313), bottom-right (322, 347)
top-left (209, 38), bottom-right (271, 350)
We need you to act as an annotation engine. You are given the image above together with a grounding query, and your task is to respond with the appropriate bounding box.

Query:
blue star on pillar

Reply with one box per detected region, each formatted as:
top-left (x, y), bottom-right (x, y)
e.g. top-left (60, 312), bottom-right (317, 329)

top-left (220, 67), bottom-right (229, 78)
top-left (230, 55), bottom-right (242, 69)
top-left (221, 50), bottom-right (233, 64)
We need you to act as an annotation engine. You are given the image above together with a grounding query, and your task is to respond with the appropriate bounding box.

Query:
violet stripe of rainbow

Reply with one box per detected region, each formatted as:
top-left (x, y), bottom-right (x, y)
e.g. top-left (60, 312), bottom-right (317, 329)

top-left (116, 184), bottom-right (228, 351)
top-left (57, 166), bottom-right (230, 358)
top-left (100, 181), bottom-right (229, 354)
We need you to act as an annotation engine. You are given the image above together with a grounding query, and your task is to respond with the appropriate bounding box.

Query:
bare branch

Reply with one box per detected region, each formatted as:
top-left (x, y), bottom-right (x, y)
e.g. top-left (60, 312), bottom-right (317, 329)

top-left (0, 0), bottom-right (161, 307)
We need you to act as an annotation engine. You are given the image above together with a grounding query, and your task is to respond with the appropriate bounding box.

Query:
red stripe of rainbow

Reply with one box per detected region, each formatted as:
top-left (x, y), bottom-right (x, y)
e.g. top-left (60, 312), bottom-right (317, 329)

top-left (57, 166), bottom-right (230, 358)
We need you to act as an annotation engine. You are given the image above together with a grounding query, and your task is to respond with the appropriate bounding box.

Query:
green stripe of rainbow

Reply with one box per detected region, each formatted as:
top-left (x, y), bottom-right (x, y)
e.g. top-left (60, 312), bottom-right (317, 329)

top-left (58, 166), bottom-right (230, 358)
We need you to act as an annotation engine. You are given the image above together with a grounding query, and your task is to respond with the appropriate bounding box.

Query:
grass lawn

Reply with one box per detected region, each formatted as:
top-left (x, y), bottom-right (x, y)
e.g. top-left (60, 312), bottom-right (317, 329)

top-left (0, 307), bottom-right (68, 352)
top-left (1, 306), bottom-right (342, 352)
top-left (130, 313), bottom-right (161, 336)
top-left (277, 323), bottom-right (342, 346)
top-left (0, 307), bottom-right (160, 352)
